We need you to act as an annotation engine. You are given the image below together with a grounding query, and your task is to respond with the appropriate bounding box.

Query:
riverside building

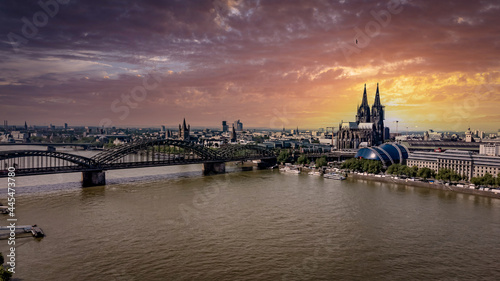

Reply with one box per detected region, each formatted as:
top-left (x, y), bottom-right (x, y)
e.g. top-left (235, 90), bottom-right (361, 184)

top-left (407, 150), bottom-right (500, 179)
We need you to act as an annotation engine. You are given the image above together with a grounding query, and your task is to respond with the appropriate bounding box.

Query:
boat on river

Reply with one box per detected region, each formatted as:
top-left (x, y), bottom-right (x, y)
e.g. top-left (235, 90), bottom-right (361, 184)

top-left (280, 166), bottom-right (301, 174)
top-left (0, 224), bottom-right (45, 239)
top-left (323, 173), bottom-right (345, 180)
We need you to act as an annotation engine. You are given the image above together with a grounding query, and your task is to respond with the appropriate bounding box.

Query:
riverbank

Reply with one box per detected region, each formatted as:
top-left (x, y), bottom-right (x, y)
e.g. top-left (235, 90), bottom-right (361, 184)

top-left (349, 173), bottom-right (500, 199)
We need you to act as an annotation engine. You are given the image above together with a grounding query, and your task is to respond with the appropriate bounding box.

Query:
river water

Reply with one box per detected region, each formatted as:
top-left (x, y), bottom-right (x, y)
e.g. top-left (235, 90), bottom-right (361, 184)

top-left (1, 163), bottom-right (499, 280)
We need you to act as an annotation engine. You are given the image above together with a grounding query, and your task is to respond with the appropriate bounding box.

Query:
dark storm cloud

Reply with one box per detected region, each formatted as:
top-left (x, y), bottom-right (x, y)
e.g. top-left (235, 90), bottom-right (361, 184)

top-left (1, 0), bottom-right (499, 128)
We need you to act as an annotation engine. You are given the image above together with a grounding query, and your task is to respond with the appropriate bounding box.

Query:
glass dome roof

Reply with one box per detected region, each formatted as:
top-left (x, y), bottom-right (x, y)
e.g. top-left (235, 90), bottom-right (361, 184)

top-left (354, 143), bottom-right (409, 166)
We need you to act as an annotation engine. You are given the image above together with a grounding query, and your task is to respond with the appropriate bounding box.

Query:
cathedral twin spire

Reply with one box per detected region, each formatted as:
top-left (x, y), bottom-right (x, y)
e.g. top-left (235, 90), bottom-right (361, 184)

top-left (338, 83), bottom-right (386, 149)
top-left (356, 83), bottom-right (383, 124)
top-left (373, 83), bottom-right (381, 107)
top-left (361, 84), bottom-right (369, 108)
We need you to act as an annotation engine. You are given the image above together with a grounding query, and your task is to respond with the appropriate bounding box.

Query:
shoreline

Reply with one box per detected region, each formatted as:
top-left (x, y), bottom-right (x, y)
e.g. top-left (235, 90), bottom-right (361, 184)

top-left (348, 173), bottom-right (500, 199)
top-left (280, 164), bottom-right (500, 200)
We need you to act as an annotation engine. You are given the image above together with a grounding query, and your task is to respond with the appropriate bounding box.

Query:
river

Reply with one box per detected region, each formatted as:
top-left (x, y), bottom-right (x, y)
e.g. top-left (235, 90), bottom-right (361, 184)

top-left (0, 164), bottom-right (499, 280)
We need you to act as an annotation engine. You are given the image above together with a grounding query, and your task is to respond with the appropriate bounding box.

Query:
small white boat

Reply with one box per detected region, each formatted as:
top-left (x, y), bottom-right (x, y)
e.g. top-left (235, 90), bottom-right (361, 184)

top-left (323, 173), bottom-right (345, 180)
top-left (308, 171), bottom-right (321, 176)
top-left (281, 166), bottom-right (301, 174)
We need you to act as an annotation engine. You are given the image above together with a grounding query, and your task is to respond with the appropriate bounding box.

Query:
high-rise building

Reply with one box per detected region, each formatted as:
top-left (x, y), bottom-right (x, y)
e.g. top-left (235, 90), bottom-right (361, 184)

top-left (222, 121), bottom-right (228, 132)
top-left (161, 125), bottom-right (166, 132)
top-left (64, 123), bottom-right (68, 130)
top-left (233, 120), bottom-right (243, 131)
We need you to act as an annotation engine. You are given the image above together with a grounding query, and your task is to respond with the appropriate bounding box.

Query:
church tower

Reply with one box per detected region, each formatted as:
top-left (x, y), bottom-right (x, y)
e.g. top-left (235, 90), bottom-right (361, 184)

top-left (231, 125), bottom-right (237, 143)
top-left (371, 83), bottom-right (385, 144)
top-left (356, 84), bottom-right (371, 123)
top-left (178, 118), bottom-right (190, 141)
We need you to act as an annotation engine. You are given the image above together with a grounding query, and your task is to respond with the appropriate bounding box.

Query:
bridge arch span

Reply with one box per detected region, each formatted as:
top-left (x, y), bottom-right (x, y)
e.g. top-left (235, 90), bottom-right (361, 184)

top-left (91, 139), bottom-right (220, 165)
top-left (0, 150), bottom-right (97, 168)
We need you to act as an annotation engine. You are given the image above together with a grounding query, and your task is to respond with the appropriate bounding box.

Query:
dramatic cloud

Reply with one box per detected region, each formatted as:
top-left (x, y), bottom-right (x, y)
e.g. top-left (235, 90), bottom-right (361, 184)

top-left (1, 0), bottom-right (499, 131)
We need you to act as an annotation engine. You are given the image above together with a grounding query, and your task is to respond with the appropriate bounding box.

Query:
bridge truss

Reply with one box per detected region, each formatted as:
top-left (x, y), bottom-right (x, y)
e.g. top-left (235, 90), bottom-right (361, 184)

top-left (0, 140), bottom-right (276, 177)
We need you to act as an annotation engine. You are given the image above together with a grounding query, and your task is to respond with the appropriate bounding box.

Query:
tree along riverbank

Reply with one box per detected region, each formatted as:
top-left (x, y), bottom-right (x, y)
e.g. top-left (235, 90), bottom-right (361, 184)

top-left (349, 173), bottom-right (500, 199)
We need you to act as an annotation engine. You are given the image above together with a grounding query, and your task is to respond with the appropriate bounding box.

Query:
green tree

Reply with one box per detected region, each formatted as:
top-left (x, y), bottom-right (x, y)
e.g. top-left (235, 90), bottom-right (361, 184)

top-left (471, 177), bottom-right (481, 186)
top-left (386, 164), bottom-right (400, 175)
top-left (297, 155), bottom-right (309, 165)
top-left (409, 166), bottom-right (419, 177)
top-left (436, 168), bottom-right (462, 182)
top-left (471, 174), bottom-right (499, 187)
top-left (482, 173), bottom-right (495, 186)
top-left (277, 151), bottom-right (290, 164)
top-left (366, 160), bottom-right (383, 174)
top-left (341, 158), bottom-right (362, 172)
top-left (0, 252), bottom-right (12, 281)
top-left (315, 156), bottom-right (327, 167)
top-left (398, 165), bottom-right (410, 176)
top-left (341, 159), bottom-right (382, 173)
top-left (417, 167), bottom-right (435, 180)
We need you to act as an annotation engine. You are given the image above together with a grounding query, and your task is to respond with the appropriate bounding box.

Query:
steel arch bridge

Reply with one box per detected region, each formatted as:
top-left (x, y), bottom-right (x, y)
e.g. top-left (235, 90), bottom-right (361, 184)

top-left (0, 140), bottom-right (277, 178)
top-left (0, 150), bottom-right (99, 176)
top-left (92, 139), bottom-right (220, 164)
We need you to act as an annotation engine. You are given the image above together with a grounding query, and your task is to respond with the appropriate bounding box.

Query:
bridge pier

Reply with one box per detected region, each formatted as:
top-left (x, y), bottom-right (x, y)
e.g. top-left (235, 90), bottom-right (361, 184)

top-left (82, 170), bottom-right (106, 187)
top-left (202, 162), bottom-right (226, 175)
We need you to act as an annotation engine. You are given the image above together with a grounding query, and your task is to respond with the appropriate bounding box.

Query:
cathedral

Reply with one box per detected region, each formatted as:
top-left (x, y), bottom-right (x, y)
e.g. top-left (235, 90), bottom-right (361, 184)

top-left (336, 83), bottom-right (385, 149)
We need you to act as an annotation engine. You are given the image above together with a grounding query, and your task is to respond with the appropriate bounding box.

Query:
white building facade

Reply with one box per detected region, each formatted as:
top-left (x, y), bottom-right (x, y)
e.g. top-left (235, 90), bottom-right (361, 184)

top-left (407, 150), bottom-right (500, 179)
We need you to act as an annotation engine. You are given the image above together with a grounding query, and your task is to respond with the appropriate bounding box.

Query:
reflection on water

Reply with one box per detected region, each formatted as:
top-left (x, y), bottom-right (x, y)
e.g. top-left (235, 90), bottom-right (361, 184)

top-left (0, 165), bottom-right (499, 280)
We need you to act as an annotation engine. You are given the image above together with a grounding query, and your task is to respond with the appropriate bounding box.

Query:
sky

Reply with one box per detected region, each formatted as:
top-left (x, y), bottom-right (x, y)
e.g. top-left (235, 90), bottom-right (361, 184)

top-left (1, 0), bottom-right (499, 132)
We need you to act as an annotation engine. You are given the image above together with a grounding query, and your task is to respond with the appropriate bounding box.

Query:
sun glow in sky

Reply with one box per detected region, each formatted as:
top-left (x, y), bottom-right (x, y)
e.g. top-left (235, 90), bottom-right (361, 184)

top-left (1, 0), bottom-right (499, 132)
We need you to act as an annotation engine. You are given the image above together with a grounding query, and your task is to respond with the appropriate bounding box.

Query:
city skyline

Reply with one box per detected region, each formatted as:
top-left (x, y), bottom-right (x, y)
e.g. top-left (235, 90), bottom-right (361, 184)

top-left (1, 1), bottom-right (500, 131)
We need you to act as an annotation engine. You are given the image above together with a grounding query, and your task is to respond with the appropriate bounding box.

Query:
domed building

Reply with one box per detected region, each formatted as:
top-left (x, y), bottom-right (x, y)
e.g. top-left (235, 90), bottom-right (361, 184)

top-left (355, 143), bottom-right (409, 167)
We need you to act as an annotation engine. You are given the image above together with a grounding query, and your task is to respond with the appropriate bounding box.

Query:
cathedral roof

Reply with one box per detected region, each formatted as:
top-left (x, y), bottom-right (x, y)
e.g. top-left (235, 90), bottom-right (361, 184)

top-left (341, 122), bottom-right (358, 129)
top-left (358, 122), bottom-right (374, 129)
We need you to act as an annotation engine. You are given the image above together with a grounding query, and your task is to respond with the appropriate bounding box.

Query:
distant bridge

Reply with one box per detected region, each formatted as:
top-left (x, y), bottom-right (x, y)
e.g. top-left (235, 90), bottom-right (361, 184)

top-left (0, 139), bottom-right (277, 186)
top-left (0, 143), bottom-right (96, 149)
